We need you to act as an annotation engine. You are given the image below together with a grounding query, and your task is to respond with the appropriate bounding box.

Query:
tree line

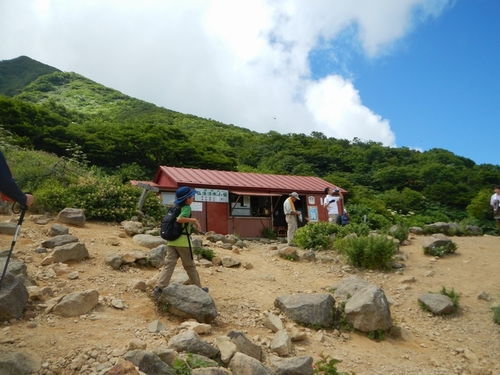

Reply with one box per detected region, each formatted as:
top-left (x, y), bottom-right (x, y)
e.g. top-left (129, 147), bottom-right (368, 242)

top-left (1, 64), bottom-right (500, 232)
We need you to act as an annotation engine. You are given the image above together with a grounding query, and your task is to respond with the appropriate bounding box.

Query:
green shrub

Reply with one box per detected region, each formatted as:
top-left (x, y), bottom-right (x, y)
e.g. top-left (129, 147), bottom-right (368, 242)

top-left (336, 235), bottom-right (398, 270)
top-left (172, 358), bottom-right (191, 375)
top-left (335, 222), bottom-right (370, 239)
top-left (492, 305), bottom-right (500, 325)
top-left (368, 329), bottom-right (386, 341)
top-left (31, 179), bottom-right (71, 213)
top-left (440, 286), bottom-right (460, 307)
top-left (262, 226), bottom-right (277, 240)
top-left (33, 175), bottom-right (164, 222)
top-left (313, 352), bottom-right (354, 375)
top-left (294, 221), bottom-right (338, 250)
top-left (193, 246), bottom-right (215, 261)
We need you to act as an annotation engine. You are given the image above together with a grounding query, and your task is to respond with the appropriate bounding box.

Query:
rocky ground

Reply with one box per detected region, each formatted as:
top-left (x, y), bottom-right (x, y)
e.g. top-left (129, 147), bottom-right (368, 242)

top-left (1, 212), bottom-right (500, 375)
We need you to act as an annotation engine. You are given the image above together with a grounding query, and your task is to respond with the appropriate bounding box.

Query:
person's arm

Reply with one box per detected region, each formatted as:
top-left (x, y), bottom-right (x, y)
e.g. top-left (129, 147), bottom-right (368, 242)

top-left (0, 150), bottom-right (28, 206)
top-left (176, 205), bottom-right (201, 231)
top-left (323, 196), bottom-right (331, 209)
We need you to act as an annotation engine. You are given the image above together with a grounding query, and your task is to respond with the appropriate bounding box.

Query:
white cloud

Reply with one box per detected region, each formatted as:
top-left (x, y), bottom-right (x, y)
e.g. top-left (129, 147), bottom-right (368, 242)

top-left (0, 0), bottom-right (452, 146)
top-left (305, 75), bottom-right (395, 145)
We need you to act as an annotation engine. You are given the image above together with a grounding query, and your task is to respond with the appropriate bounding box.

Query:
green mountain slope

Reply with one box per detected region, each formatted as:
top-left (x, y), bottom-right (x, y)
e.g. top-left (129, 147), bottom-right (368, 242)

top-left (0, 55), bottom-right (60, 96)
top-left (2, 55), bottom-right (500, 229)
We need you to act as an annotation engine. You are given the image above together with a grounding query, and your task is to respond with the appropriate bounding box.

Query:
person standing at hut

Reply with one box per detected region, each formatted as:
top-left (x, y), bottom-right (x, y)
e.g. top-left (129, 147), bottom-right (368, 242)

top-left (490, 185), bottom-right (500, 234)
top-left (283, 192), bottom-right (301, 245)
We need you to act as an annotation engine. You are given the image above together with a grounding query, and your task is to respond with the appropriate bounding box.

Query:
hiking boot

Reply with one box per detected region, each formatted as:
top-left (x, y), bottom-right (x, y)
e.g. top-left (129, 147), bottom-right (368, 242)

top-left (202, 287), bottom-right (209, 293)
top-left (152, 286), bottom-right (163, 300)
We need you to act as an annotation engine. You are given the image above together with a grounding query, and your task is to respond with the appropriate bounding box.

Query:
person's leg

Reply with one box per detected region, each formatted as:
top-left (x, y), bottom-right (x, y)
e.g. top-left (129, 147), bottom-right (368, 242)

top-left (157, 246), bottom-right (180, 289)
top-left (286, 215), bottom-right (298, 244)
top-left (496, 219), bottom-right (500, 234)
top-left (176, 246), bottom-right (201, 287)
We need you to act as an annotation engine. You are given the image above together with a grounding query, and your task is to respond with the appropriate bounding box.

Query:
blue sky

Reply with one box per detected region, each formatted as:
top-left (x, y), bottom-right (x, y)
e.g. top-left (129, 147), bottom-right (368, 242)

top-left (0, 0), bottom-right (499, 166)
top-left (335, 0), bottom-right (500, 165)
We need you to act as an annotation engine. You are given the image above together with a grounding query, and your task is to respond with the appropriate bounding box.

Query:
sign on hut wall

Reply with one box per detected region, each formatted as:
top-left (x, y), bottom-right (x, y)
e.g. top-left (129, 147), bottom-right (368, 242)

top-left (196, 189), bottom-right (228, 203)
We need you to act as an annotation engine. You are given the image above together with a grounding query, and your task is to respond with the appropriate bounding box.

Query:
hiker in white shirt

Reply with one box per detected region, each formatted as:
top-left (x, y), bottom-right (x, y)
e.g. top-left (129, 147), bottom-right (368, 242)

top-left (490, 185), bottom-right (500, 234)
top-left (323, 187), bottom-right (343, 224)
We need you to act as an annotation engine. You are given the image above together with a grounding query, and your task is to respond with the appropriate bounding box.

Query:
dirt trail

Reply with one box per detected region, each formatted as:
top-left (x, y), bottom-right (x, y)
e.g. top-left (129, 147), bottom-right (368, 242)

top-left (1, 216), bottom-right (500, 375)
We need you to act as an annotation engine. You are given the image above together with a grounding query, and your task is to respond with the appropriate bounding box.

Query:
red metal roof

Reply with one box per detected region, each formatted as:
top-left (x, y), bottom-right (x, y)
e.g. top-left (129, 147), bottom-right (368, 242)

top-left (153, 166), bottom-right (346, 194)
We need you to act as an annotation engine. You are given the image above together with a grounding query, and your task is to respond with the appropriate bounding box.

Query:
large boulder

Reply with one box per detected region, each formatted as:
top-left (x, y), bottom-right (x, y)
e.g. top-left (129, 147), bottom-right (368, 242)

top-left (0, 272), bottom-right (29, 320)
top-left (344, 284), bottom-right (392, 332)
top-left (161, 284), bottom-right (217, 323)
top-left (57, 208), bottom-right (86, 227)
top-left (274, 294), bottom-right (335, 328)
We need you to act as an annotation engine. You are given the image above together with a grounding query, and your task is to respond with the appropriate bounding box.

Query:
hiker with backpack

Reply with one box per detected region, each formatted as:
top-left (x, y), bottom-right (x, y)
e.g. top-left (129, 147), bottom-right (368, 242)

top-left (0, 150), bottom-right (34, 207)
top-left (153, 186), bottom-right (208, 299)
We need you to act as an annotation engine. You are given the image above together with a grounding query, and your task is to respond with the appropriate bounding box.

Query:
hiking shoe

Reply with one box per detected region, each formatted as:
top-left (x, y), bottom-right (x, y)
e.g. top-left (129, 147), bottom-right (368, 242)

top-left (202, 287), bottom-right (209, 293)
top-left (152, 286), bottom-right (163, 300)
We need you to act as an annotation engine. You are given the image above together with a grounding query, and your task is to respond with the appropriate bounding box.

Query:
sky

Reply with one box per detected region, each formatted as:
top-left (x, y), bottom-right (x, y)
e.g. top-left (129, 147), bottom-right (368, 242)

top-left (1, 0), bottom-right (499, 166)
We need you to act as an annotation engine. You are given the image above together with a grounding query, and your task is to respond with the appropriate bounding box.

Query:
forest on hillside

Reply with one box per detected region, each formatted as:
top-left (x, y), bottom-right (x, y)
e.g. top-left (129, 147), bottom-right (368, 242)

top-left (1, 56), bottom-right (500, 233)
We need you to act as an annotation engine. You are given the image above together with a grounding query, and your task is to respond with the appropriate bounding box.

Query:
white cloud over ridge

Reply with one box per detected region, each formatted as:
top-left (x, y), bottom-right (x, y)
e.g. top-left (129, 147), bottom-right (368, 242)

top-left (0, 0), bottom-right (452, 147)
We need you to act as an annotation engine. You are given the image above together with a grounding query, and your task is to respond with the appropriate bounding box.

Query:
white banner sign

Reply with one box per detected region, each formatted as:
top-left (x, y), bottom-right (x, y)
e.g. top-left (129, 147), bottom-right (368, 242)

top-left (196, 189), bottom-right (229, 202)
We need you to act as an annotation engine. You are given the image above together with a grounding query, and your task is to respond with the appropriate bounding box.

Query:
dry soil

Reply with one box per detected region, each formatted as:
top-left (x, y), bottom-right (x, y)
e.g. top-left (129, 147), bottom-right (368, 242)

top-left (1, 214), bottom-right (500, 375)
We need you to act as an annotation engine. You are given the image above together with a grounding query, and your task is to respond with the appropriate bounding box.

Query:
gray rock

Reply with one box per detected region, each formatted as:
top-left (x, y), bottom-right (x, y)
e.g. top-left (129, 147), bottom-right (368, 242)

top-left (418, 293), bottom-right (455, 315)
top-left (41, 234), bottom-right (78, 249)
top-left (52, 242), bottom-right (89, 263)
top-left (466, 225), bottom-right (481, 235)
top-left (221, 256), bottom-right (241, 268)
top-left (133, 234), bottom-right (167, 249)
top-left (278, 247), bottom-right (299, 261)
top-left (52, 289), bottom-right (99, 317)
top-left (477, 291), bottom-right (491, 301)
top-left (206, 234), bottom-right (230, 243)
top-left (228, 352), bottom-right (275, 375)
top-left (123, 350), bottom-right (176, 375)
top-left (151, 348), bottom-right (180, 367)
top-left (332, 275), bottom-right (370, 303)
top-left (0, 350), bottom-right (42, 375)
top-left (0, 222), bottom-right (16, 235)
top-left (57, 208), bottom-right (86, 227)
top-left (48, 224), bottom-right (69, 236)
top-left (0, 257), bottom-right (28, 280)
top-left (270, 329), bottom-right (292, 356)
top-left (148, 320), bottom-right (166, 333)
top-left (344, 284), bottom-right (392, 332)
top-left (301, 250), bottom-right (316, 262)
top-left (263, 311), bottom-right (283, 333)
top-left (215, 336), bottom-right (237, 364)
top-left (235, 240), bottom-right (248, 248)
top-left (162, 284), bottom-right (217, 323)
top-left (168, 330), bottom-right (219, 358)
top-left (101, 360), bottom-right (140, 375)
top-left (409, 226), bottom-right (423, 234)
top-left (0, 272), bottom-right (29, 320)
top-left (274, 294), bottom-right (335, 328)
top-left (148, 244), bottom-right (167, 268)
top-left (269, 355), bottom-right (314, 375)
top-left (122, 250), bottom-right (147, 264)
top-left (105, 253), bottom-right (124, 269)
top-left (227, 330), bottom-right (262, 362)
top-left (122, 220), bottom-right (144, 236)
top-left (422, 233), bottom-right (453, 255)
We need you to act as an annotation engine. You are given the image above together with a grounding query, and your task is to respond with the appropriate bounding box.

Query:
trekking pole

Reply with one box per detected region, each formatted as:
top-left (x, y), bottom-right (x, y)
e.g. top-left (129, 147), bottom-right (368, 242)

top-left (0, 202), bottom-right (28, 289)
